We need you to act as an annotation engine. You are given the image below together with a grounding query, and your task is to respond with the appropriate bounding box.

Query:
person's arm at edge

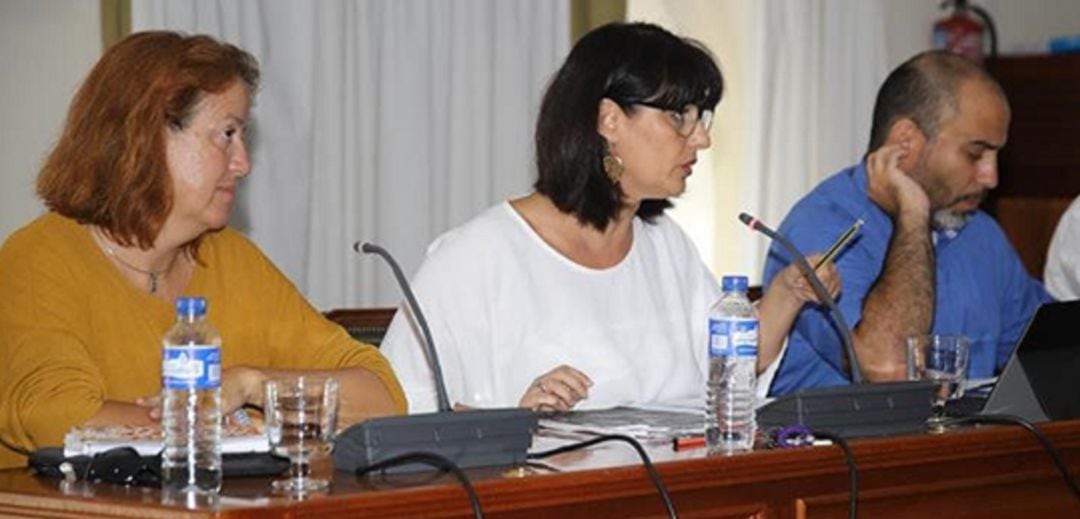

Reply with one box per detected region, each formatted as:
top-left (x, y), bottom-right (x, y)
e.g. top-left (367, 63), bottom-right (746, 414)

top-left (1044, 198), bottom-right (1080, 299)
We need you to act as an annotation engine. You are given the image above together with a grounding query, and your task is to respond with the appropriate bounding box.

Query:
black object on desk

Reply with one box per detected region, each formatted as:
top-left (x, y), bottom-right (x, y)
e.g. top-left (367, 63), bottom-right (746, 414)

top-left (945, 394), bottom-right (989, 418)
top-left (962, 300), bottom-right (1080, 422)
top-left (29, 447), bottom-right (289, 486)
top-left (758, 381), bottom-right (937, 438)
top-left (333, 409), bottom-right (537, 474)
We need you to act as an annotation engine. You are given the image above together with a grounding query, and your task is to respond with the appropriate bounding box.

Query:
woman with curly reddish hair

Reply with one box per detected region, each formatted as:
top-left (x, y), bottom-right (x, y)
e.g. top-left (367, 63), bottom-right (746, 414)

top-left (0, 31), bottom-right (405, 468)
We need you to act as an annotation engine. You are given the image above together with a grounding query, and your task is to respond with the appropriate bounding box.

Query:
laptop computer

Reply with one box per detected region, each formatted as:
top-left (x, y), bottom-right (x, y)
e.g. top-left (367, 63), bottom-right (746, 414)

top-left (949, 300), bottom-right (1080, 422)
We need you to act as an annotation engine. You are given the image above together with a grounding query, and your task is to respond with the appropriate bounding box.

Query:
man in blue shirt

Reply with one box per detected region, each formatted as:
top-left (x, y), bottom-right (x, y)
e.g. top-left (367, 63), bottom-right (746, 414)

top-left (763, 50), bottom-right (1051, 396)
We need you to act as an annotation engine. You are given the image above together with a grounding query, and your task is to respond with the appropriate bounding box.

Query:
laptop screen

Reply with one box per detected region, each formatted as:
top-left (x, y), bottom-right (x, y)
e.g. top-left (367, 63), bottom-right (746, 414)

top-left (983, 300), bottom-right (1080, 422)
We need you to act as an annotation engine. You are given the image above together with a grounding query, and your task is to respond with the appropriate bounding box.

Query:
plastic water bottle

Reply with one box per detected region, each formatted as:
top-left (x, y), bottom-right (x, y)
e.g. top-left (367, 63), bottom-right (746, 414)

top-left (705, 275), bottom-right (758, 453)
top-left (161, 296), bottom-right (223, 493)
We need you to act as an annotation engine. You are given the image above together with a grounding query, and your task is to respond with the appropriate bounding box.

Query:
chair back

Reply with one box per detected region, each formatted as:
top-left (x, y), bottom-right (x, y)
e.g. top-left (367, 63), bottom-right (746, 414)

top-left (324, 308), bottom-right (396, 347)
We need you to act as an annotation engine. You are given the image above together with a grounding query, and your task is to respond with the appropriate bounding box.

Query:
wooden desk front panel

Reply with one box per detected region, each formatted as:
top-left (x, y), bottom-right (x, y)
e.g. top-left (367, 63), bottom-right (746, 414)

top-left (1, 420), bottom-right (1079, 518)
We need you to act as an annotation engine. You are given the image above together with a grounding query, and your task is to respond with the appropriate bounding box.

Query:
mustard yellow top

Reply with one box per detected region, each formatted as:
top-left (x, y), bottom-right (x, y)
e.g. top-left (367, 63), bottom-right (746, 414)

top-left (0, 213), bottom-right (406, 468)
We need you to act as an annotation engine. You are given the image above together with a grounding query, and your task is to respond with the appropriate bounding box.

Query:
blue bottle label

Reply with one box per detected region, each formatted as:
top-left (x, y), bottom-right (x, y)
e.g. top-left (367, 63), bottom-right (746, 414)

top-left (709, 318), bottom-right (758, 358)
top-left (162, 345), bottom-right (221, 390)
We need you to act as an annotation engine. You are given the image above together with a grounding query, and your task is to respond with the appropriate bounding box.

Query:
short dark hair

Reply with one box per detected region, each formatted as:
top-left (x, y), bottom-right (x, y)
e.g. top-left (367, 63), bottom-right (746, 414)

top-left (534, 22), bottom-right (723, 230)
top-left (37, 31), bottom-right (259, 251)
top-left (867, 50), bottom-right (1002, 153)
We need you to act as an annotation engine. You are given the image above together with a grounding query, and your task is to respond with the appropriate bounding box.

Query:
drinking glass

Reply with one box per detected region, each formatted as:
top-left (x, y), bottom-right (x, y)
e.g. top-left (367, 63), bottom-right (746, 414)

top-left (906, 334), bottom-right (970, 432)
top-left (264, 376), bottom-right (339, 494)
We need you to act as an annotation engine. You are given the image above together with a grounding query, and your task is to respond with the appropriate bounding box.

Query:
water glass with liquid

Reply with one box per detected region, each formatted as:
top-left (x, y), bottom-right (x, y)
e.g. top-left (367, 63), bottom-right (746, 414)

top-left (906, 334), bottom-right (970, 432)
top-left (264, 376), bottom-right (339, 495)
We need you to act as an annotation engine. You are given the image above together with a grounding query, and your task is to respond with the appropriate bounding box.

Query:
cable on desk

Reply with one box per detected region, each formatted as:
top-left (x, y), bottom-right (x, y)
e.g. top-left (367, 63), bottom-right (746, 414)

top-left (810, 430), bottom-right (858, 519)
top-left (948, 414), bottom-right (1080, 506)
top-left (527, 434), bottom-right (677, 519)
top-left (354, 452), bottom-right (484, 519)
top-left (522, 460), bottom-right (561, 474)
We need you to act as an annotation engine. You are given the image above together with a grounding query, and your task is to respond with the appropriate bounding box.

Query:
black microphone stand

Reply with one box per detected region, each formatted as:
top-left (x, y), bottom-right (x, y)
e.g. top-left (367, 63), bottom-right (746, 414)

top-left (357, 242), bottom-right (452, 411)
top-left (739, 214), bottom-right (936, 438)
top-left (332, 242), bottom-right (536, 474)
top-left (738, 213), bottom-right (862, 383)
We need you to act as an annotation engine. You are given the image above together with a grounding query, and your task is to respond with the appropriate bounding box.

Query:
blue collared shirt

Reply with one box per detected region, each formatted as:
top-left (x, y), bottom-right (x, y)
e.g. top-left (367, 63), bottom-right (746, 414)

top-left (763, 162), bottom-right (1052, 396)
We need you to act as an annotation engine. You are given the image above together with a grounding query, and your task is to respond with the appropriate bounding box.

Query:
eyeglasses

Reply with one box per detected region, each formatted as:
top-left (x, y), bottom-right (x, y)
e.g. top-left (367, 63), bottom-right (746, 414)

top-left (634, 102), bottom-right (714, 137)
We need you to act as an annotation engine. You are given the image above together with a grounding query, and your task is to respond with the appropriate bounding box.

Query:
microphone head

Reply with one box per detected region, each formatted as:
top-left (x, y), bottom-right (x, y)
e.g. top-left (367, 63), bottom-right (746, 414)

top-left (360, 242), bottom-right (380, 255)
top-left (353, 241), bottom-right (379, 254)
top-left (737, 212), bottom-right (756, 228)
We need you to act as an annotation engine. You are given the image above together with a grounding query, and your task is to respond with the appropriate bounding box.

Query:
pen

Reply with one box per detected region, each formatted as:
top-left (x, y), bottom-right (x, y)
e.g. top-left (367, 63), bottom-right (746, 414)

top-left (813, 219), bottom-right (864, 270)
top-left (672, 435), bottom-right (706, 451)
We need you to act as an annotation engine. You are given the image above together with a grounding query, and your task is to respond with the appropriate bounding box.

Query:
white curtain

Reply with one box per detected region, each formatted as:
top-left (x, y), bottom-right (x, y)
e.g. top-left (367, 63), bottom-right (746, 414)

top-left (743, 0), bottom-right (889, 277)
top-left (132, 0), bottom-right (569, 308)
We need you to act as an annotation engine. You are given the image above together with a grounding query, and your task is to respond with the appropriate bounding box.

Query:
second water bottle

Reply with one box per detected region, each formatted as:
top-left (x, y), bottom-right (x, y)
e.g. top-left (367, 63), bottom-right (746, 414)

top-left (705, 275), bottom-right (758, 453)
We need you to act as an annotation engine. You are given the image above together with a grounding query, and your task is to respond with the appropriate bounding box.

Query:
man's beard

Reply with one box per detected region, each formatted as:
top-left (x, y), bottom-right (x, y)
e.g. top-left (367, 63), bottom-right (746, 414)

top-left (931, 192), bottom-right (986, 231)
top-left (932, 209), bottom-right (974, 231)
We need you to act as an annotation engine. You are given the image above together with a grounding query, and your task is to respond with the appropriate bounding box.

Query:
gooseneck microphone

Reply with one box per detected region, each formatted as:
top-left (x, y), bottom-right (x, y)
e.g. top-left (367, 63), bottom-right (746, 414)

top-left (355, 242), bottom-right (451, 411)
top-left (737, 213), bottom-right (863, 384)
top-left (739, 213), bottom-right (937, 438)
top-left (333, 242), bottom-right (536, 474)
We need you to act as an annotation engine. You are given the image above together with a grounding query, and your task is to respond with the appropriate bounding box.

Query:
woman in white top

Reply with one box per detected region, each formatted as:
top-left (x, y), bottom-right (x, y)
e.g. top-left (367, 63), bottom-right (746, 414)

top-left (381, 22), bottom-right (838, 413)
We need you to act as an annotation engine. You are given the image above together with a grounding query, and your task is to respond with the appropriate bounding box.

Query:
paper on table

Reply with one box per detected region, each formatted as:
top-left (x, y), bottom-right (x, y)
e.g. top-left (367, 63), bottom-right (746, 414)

top-left (63, 424), bottom-right (269, 457)
top-left (538, 405), bottom-right (705, 440)
top-left (963, 377), bottom-right (997, 395)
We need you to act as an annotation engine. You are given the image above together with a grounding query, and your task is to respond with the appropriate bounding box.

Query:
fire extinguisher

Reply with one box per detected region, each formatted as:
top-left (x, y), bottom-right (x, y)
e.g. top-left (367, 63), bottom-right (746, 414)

top-left (933, 0), bottom-right (999, 64)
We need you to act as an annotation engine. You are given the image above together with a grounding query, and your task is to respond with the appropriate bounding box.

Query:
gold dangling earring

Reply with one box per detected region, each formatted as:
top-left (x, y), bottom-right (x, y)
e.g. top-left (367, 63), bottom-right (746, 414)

top-left (603, 153), bottom-right (624, 184)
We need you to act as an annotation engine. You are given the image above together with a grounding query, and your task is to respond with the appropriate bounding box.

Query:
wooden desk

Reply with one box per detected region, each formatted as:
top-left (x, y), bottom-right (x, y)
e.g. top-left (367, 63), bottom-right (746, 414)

top-left (2, 420), bottom-right (1080, 518)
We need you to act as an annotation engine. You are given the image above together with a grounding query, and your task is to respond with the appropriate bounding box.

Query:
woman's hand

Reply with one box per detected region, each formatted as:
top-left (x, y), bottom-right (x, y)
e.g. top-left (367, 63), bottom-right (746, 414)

top-left (777, 253), bottom-right (841, 304)
top-left (518, 365), bottom-right (593, 412)
top-left (757, 257), bottom-right (842, 372)
top-left (220, 366), bottom-right (264, 415)
top-left (133, 366), bottom-right (263, 422)
top-left (134, 395), bottom-right (162, 421)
